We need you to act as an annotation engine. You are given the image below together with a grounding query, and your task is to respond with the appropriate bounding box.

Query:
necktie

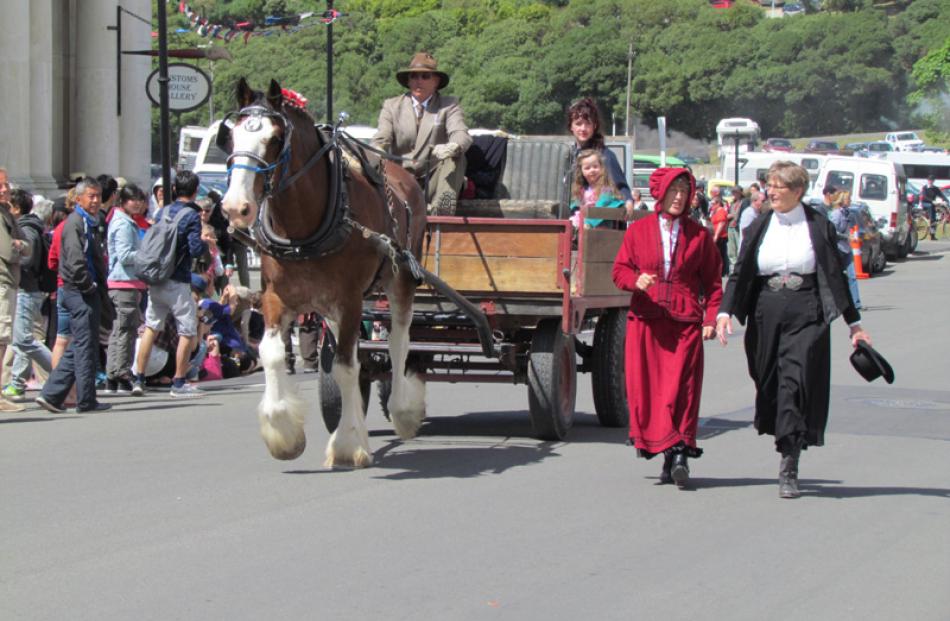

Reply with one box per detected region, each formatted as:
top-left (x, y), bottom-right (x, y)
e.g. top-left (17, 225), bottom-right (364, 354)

top-left (416, 103), bottom-right (424, 127)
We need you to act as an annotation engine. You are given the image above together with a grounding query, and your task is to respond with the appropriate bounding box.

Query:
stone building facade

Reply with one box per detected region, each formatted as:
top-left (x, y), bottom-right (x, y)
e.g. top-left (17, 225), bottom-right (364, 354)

top-left (0, 0), bottom-right (152, 192)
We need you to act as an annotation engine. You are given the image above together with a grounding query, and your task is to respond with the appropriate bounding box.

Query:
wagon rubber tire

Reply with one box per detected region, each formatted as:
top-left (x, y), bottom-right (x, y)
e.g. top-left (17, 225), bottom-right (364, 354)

top-left (527, 319), bottom-right (577, 441)
top-left (591, 309), bottom-right (629, 428)
top-left (318, 340), bottom-right (371, 433)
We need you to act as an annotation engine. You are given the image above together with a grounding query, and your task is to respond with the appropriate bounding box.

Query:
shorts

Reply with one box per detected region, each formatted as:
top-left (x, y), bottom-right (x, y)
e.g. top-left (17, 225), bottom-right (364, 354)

top-left (144, 280), bottom-right (198, 336)
top-left (56, 288), bottom-right (71, 337)
top-left (0, 284), bottom-right (15, 345)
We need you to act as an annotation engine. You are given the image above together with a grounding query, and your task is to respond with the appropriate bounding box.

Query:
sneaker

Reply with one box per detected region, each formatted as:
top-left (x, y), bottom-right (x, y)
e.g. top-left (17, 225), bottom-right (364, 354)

top-left (0, 397), bottom-right (25, 412)
top-left (77, 402), bottom-right (112, 413)
top-left (130, 380), bottom-right (145, 397)
top-left (169, 383), bottom-right (204, 398)
top-left (102, 379), bottom-right (118, 395)
top-left (116, 378), bottom-right (133, 395)
top-left (35, 396), bottom-right (66, 414)
top-left (2, 384), bottom-right (25, 400)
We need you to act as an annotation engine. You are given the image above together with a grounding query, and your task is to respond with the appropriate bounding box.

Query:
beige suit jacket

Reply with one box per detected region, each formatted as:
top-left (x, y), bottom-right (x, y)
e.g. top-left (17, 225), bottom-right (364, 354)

top-left (372, 93), bottom-right (472, 177)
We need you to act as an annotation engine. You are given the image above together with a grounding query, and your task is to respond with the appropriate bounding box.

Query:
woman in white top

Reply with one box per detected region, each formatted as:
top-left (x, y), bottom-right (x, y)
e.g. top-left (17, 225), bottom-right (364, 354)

top-left (716, 161), bottom-right (870, 499)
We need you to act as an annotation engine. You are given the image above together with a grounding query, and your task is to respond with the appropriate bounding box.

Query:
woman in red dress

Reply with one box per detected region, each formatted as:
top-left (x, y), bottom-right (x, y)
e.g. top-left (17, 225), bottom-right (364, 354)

top-left (612, 168), bottom-right (723, 488)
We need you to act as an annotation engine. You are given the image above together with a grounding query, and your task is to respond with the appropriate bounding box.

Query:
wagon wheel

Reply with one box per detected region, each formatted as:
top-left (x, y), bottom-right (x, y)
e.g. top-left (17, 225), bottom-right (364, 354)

top-left (591, 309), bottom-right (629, 428)
top-left (318, 337), bottom-right (371, 433)
top-left (527, 318), bottom-right (576, 441)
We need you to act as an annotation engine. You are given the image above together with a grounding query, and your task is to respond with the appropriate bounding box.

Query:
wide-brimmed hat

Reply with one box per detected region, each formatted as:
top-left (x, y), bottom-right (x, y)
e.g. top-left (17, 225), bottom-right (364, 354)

top-left (849, 341), bottom-right (894, 384)
top-left (396, 52), bottom-right (450, 90)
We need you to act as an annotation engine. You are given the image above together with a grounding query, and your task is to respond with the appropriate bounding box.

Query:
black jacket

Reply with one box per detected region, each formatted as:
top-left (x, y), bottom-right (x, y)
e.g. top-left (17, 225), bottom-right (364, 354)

top-left (59, 210), bottom-right (107, 293)
top-left (719, 203), bottom-right (860, 327)
top-left (16, 213), bottom-right (44, 292)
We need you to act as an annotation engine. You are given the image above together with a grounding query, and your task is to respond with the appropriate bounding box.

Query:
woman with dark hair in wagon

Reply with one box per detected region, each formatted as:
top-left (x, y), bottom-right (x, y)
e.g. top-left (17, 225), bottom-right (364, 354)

top-left (612, 168), bottom-right (723, 488)
top-left (567, 97), bottom-right (634, 220)
top-left (716, 161), bottom-right (871, 499)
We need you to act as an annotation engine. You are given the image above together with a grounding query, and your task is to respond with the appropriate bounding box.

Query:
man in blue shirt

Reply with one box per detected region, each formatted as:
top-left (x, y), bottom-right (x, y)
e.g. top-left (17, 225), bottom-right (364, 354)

top-left (132, 170), bottom-right (208, 398)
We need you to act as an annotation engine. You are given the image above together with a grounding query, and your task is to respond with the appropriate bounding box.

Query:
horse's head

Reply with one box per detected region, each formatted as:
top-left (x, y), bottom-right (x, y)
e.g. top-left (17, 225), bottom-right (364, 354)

top-left (220, 78), bottom-right (291, 228)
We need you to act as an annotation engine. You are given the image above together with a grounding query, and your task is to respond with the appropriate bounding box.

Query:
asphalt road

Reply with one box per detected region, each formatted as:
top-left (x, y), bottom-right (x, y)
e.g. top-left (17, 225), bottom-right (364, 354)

top-left (2, 241), bottom-right (949, 621)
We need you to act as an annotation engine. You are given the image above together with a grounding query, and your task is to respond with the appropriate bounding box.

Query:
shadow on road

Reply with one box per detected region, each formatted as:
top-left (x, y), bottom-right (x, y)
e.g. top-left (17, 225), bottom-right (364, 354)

top-left (369, 439), bottom-right (560, 480)
top-left (799, 482), bottom-right (950, 499)
top-left (0, 415), bottom-right (82, 424)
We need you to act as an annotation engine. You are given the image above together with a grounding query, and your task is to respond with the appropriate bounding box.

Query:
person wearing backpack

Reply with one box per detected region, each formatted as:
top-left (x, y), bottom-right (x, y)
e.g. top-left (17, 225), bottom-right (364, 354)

top-left (103, 184), bottom-right (148, 395)
top-left (2, 190), bottom-right (54, 401)
top-left (132, 170), bottom-right (208, 398)
top-left (35, 177), bottom-right (110, 414)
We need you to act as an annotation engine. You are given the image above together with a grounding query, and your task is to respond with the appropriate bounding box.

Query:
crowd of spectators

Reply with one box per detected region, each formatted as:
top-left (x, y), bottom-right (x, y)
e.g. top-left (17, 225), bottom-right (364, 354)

top-left (0, 167), bottom-right (321, 413)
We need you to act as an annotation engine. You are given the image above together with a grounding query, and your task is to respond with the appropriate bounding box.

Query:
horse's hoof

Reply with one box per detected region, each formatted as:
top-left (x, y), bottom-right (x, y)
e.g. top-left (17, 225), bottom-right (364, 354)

top-left (259, 412), bottom-right (307, 460)
top-left (324, 447), bottom-right (373, 469)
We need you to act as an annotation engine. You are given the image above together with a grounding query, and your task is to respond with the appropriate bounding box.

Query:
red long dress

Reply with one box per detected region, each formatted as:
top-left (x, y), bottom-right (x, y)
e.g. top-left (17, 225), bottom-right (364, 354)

top-left (611, 213), bottom-right (723, 457)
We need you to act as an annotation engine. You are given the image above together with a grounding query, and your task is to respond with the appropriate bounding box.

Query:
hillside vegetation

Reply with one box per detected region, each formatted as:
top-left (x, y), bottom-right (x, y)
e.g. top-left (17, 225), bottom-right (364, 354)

top-left (157, 0), bottom-right (950, 149)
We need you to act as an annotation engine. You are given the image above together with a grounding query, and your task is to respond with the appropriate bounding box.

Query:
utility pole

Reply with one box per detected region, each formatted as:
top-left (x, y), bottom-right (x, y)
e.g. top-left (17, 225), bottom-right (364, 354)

top-left (157, 0), bottom-right (172, 205)
top-left (326, 0), bottom-right (334, 123)
top-left (624, 43), bottom-right (633, 138)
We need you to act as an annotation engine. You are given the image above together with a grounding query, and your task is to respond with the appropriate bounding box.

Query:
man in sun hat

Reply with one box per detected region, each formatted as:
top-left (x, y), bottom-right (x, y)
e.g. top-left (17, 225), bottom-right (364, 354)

top-left (373, 51), bottom-right (472, 215)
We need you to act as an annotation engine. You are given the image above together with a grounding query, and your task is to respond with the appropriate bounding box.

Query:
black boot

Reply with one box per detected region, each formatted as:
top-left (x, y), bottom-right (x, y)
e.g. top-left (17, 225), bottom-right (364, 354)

top-left (671, 452), bottom-right (690, 488)
top-left (778, 453), bottom-right (801, 499)
top-left (658, 452), bottom-right (674, 485)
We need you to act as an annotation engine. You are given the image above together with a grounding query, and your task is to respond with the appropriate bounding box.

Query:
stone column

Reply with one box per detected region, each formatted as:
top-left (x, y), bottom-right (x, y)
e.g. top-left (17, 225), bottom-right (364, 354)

top-left (29, 0), bottom-right (60, 192)
top-left (72, 0), bottom-right (119, 178)
top-left (0, 1), bottom-right (33, 188)
top-left (118, 0), bottom-right (153, 189)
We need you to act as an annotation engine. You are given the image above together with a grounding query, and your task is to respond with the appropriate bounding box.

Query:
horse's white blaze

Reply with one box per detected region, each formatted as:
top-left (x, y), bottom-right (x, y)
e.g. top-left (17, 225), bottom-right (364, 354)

top-left (387, 298), bottom-right (426, 440)
top-left (221, 116), bottom-right (277, 228)
top-left (324, 333), bottom-right (372, 469)
top-left (257, 328), bottom-right (307, 460)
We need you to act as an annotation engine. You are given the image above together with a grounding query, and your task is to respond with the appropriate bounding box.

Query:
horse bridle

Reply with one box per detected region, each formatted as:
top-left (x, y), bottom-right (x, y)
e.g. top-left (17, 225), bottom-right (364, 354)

top-left (221, 105), bottom-right (296, 203)
top-left (220, 103), bottom-right (353, 260)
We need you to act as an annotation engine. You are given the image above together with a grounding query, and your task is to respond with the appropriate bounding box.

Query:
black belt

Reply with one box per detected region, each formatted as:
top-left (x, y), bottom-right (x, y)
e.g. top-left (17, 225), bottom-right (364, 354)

top-left (757, 272), bottom-right (817, 292)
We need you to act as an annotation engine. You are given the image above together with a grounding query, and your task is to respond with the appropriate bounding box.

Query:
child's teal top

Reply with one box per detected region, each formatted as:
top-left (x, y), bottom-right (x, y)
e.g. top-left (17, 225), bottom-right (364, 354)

top-left (570, 192), bottom-right (625, 227)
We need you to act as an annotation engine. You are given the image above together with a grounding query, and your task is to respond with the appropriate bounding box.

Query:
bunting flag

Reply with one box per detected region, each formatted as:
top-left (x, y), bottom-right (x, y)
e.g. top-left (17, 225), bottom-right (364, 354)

top-left (170, 2), bottom-right (341, 44)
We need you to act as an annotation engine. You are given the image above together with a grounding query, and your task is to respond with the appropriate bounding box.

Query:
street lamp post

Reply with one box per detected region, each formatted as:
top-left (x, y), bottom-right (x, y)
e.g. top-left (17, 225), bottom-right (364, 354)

top-left (157, 0), bottom-right (172, 205)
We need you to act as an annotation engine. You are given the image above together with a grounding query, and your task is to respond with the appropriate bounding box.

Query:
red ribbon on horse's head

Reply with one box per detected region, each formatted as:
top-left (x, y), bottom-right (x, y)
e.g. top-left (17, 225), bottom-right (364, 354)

top-left (281, 88), bottom-right (308, 109)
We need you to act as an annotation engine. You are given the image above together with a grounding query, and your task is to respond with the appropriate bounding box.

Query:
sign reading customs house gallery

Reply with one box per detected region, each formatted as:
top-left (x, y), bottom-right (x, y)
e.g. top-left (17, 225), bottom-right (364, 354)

top-left (146, 63), bottom-right (212, 112)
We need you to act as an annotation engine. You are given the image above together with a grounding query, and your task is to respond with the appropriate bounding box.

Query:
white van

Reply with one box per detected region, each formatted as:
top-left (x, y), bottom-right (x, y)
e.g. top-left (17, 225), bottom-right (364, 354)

top-left (721, 152), bottom-right (825, 188)
top-left (178, 125), bottom-right (208, 171)
top-left (811, 156), bottom-right (912, 258)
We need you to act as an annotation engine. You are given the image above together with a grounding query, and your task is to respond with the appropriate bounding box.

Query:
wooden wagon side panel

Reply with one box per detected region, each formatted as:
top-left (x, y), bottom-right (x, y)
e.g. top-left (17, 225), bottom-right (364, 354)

top-left (421, 227), bottom-right (563, 293)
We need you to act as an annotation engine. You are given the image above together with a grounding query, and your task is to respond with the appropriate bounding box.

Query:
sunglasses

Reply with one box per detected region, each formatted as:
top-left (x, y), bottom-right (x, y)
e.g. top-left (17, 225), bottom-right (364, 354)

top-left (409, 72), bottom-right (435, 81)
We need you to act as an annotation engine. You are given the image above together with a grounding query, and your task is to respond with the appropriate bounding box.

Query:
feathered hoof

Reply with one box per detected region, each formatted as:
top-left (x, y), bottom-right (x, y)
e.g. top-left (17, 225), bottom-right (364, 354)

top-left (389, 371), bottom-right (426, 440)
top-left (324, 445), bottom-right (373, 469)
top-left (390, 411), bottom-right (423, 440)
top-left (259, 410), bottom-right (307, 461)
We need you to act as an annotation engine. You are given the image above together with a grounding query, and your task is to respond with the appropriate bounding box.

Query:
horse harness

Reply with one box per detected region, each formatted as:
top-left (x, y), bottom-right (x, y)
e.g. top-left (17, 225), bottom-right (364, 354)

top-left (222, 104), bottom-right (415, 277)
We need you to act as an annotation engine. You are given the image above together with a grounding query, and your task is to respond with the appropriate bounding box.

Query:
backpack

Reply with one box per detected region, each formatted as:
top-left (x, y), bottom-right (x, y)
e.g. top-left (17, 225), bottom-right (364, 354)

top-left (18, 218), bottom-right (57, 293)
top-left (133, 206), bottom-right (192, 285)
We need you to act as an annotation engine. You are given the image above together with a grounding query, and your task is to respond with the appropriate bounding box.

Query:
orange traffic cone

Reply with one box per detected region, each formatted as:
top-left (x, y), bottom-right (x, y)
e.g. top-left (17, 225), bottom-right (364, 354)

top-left (851, 225), bottom-right (870, 279)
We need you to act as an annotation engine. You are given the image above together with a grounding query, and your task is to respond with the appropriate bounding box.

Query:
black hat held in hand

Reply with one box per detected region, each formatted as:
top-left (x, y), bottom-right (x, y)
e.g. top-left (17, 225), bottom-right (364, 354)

top-left (850, 341), bottom-right (894, 384)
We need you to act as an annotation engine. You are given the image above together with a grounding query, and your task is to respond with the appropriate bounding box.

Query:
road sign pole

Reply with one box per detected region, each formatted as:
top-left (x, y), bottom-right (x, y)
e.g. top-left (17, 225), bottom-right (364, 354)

top-left (158, 0), bottom-right (171, 204)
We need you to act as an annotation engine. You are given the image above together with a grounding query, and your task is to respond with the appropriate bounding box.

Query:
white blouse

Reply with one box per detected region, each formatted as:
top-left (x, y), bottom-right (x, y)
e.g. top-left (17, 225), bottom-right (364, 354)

top-left (756, 205), bottom-right (816, 275)
top-left (659, 216), bottom-right (680, 278)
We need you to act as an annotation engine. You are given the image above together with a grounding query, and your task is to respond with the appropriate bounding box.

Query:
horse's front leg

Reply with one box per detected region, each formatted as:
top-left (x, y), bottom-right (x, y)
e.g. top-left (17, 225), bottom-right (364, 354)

top-left (324, 313), bottom-right (372, 468)
top-left (386, 273), bottom-right (426, 439)
top-left (257, 291), bottom-right (307, 460)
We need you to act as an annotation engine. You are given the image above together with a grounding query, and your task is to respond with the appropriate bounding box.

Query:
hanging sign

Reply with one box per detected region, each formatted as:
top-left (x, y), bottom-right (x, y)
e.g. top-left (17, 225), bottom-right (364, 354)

top-left (146, 63), bottom-right (212, 112)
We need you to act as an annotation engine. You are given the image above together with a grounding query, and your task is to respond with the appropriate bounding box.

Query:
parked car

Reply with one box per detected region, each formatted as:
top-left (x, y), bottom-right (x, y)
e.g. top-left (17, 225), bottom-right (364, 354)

top-left (783, 3), bottom-right (805, 15)
top-left (863, 141), bottom-right (896, 159)
top-left (763, 138), bottom-right (794, 153)
top-left (805, 140), bottom-right (839, 154)
top-left (920, 145), bottom-right (948, 154)
top-left (883, 131), bottom-right (924, 152)
top-left (844, 142), bottom-right (868, 155)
